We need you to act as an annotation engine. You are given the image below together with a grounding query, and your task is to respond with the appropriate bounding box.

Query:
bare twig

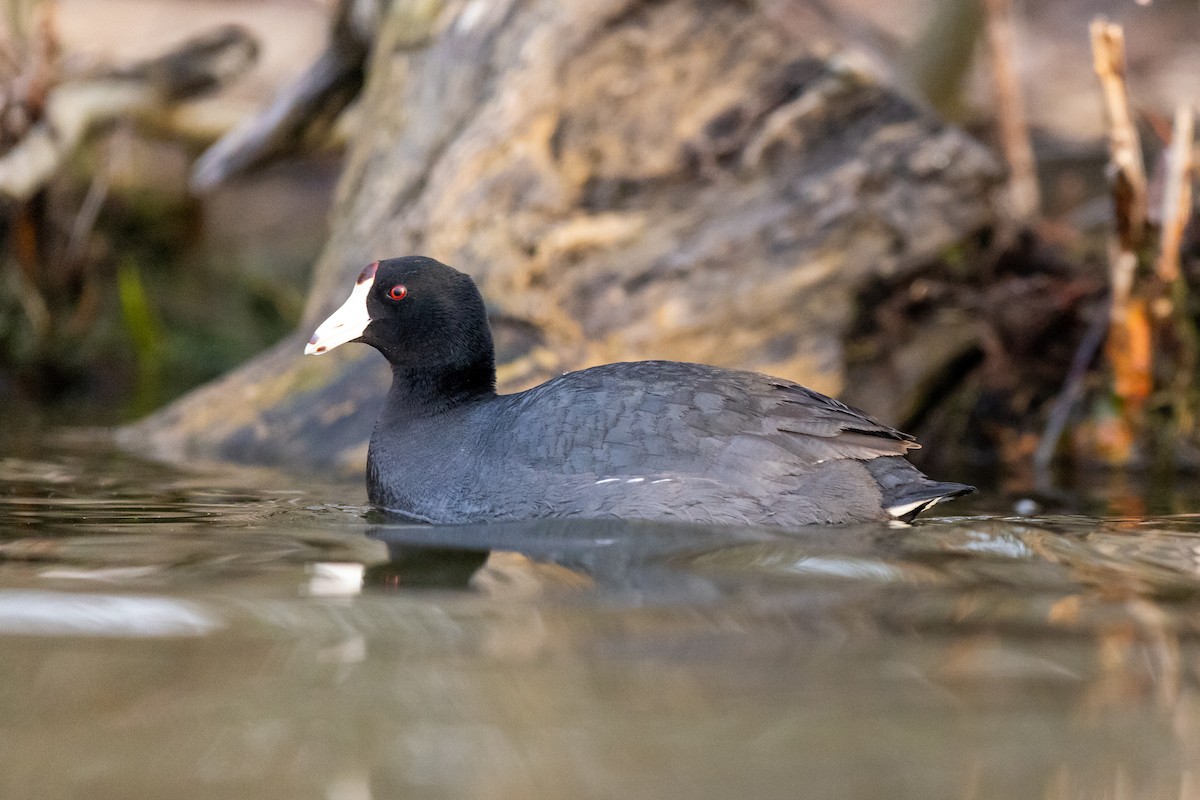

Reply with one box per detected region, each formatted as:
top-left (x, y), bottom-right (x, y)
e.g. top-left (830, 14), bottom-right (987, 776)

top-left (1156, 103), bottom-right (1193, 283)
top-left (1090, 19), bottom-right (1148, 255)
top-left (1034, 302), bottom-right (1110, 471)
top-left (983, 0), bottom-right (1038, 221)
top-left (1157, 103), bottom-right (1197, 436)
top-left (1090, 18), bottom-right (1153, 450)
top-left (62, 166), bottom-right (108, 266)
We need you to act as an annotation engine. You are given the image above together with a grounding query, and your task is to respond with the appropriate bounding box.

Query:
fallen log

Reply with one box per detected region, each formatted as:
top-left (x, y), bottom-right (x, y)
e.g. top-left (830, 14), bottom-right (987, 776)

top-left (124, 0), bottom-right (1002, 474)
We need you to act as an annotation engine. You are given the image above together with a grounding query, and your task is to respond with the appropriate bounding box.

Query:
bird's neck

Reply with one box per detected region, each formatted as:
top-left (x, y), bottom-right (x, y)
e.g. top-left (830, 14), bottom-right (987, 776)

top-left (384, 352), bottom-right (497, 419)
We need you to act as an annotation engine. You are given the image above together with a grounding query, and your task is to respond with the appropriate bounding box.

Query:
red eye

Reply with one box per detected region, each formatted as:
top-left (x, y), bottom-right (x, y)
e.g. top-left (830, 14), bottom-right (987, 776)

top-left (388, 285), bottom-right (408, 301)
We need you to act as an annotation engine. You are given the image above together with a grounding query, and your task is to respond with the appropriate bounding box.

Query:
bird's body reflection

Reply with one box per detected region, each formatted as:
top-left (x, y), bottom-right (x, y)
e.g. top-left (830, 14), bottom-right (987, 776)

top-left (361, 513), bottom-right (898, 597)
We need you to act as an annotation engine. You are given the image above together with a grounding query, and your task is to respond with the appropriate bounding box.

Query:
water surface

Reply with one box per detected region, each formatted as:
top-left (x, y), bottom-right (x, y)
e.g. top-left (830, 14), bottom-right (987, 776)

top-left (2, 433), bottom-right (1199, 799)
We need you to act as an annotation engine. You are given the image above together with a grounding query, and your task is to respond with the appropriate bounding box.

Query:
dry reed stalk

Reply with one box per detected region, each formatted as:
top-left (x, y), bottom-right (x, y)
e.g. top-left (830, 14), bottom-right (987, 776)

top-left (983, 0), bottom-right (1039, 221)
top-left (1090, 20), bottom-right (1148, 257)
top-left (1158, 103), bottom-right (1197, 435)
top-left (1156, 104), bottom-right (1193, 284)
top-left (1090, 19), bottom-right (1153, 454)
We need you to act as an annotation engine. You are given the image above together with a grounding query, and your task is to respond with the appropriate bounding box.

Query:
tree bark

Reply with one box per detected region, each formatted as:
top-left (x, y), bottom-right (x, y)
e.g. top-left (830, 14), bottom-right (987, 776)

top-left (122, 0), bottom-right (1002, 474)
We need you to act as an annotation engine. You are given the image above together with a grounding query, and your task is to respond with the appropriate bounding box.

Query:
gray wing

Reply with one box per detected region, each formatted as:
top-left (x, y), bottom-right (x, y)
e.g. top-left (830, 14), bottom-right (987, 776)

top-left (494, 361), bottom-right (916, 478)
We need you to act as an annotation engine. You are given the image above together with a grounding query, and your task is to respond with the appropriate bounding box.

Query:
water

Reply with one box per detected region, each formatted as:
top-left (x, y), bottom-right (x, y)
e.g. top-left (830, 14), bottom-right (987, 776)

top-left (2, 433), bottom-right (1200, 799)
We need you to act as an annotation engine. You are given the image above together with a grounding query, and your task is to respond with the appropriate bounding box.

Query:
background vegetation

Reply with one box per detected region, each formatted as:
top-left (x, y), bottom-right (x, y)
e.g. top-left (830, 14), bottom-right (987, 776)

top-left (1, 0), bottom-right (1198, 483)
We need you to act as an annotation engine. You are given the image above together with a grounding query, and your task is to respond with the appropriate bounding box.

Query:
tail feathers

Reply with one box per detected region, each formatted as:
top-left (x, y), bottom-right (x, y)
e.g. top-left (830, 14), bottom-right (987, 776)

top-left (864, 456), bottom-right (975, 522)
top-left (883, 481), bottom-right (975, 522)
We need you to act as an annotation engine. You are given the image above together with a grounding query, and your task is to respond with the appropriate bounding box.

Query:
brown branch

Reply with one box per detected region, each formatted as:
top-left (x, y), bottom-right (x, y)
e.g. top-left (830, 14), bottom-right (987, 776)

top-left (983, 0), bottom-right (1038, 221)
top-left (1090, 18), bottom-right (1152, 457)
top-left (1090, 19), bottom-right (1148, 256)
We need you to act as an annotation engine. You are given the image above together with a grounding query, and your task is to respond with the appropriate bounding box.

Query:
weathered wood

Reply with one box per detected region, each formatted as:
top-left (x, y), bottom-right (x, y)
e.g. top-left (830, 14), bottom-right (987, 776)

top-left (124, 0), bottom-right (1001, 472)
top-left (190, 0), bottom-right (377, 191)
top-left (0, 25), bottom-right (257, 201)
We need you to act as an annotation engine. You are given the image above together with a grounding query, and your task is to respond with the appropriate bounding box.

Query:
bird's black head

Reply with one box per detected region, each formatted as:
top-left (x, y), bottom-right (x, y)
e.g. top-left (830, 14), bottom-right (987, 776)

top-left (306, 256), bottom-right (495, 394)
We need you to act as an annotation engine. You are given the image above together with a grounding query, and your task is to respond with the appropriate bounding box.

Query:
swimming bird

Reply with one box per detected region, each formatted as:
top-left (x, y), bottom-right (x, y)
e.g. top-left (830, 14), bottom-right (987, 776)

top-left (306, 256), bottom-right (973, 526)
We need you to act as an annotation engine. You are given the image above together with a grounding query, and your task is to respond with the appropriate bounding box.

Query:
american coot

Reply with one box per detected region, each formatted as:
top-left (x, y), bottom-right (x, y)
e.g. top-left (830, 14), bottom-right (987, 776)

top-left (306, 256), bottom-right (973, 526)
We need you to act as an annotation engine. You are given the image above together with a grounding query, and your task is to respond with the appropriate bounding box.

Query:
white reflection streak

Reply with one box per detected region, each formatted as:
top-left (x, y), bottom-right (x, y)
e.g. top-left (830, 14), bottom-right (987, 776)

top-left (785, 556), bottom-right (902, 581)
top-left (960, 532), bottom-right (1033, 558)
top-left (0, 590), bottom-right (219, 637)
top-left (308, 562), bottom-right (366, 597)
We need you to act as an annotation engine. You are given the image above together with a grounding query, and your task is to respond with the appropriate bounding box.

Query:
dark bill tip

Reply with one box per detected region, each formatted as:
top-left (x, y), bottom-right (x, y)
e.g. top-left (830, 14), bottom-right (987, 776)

top-left (356, 260), bottom-right (380, 285)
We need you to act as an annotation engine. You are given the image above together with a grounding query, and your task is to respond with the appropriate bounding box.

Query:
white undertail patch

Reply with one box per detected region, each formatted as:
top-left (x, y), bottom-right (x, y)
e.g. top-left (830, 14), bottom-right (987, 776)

top-left (885, 498), bottom-right (941, 519)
